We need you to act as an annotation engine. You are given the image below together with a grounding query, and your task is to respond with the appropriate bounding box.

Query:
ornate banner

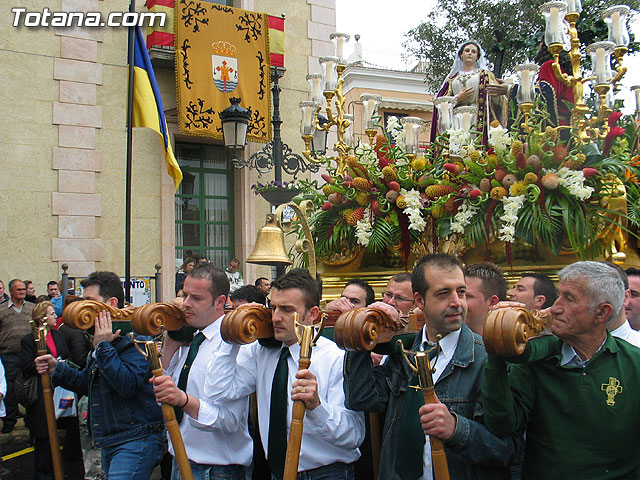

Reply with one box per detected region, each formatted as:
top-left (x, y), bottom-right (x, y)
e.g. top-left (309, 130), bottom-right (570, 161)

top-left (175, 1), bottom-right (272, 142)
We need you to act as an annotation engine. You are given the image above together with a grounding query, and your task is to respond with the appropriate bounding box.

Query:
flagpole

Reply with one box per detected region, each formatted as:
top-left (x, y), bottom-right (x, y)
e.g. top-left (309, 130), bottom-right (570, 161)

top-left (125, 0), bottom-right (136, 304)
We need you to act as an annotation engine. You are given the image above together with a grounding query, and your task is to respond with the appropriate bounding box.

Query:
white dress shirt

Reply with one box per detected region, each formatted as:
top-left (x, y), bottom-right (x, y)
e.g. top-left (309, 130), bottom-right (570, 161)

top-left (420, 327), bottom-right (461, 480)
top-left (610, 320), bottom-right (640, 348)
top-left (166, 315), bottom-right (252, 466)
top-left (205, 336), bottom-right (365, 472)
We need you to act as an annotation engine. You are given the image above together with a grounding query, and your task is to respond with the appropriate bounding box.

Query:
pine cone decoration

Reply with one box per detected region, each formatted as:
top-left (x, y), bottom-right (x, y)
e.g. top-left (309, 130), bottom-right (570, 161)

top-left (543, 126), bottom-right (558, 143)
top-left (511, 140), bottom-right (524, 157)
top-left (563, 153), bottom-right (585, 170)
top-left (342, 208), bottom-right (354, 220)
top-left (424, 184), bottom-right (456, 199)
top-left (347, 207), bottom-right (365, 226)
top-left (322, 184), bottom-right (336, 196)
top-left (432, 204), bottom-right (445, 219)
top-left (382, 165), bottom-right (398, 182)
top-left (353, 177), bottom-right (372, 191)
top-left (356, 192), bottom-right (370, 206)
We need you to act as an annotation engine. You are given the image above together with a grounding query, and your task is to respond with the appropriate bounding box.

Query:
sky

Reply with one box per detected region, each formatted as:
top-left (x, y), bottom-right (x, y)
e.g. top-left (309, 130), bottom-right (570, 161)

top-left (335, 0), bottom-right (640, 114)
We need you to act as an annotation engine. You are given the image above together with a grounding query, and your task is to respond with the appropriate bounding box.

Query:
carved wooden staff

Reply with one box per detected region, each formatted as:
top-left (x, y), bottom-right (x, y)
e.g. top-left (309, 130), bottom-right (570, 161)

top-left (32, 320), bottom-right (64, 480)
top-left (401, 345), bottom-right (450, 480)
top-left (482, 306), bottom-right (552, 356)
top-left (64, 300), bottom-right (194, 480)
top-left (221, 305), bottom-right (324, 480)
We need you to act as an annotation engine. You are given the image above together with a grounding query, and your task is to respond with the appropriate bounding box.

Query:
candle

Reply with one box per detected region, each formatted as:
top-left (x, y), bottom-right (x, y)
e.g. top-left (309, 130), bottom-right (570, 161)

top-left (596, 47), bottom-right (606, 83)
top-left (313, 77), bottom-right (322, 103)
top-left (363, 100), bottom-right (372, 127)
top-left (462, 112), bottom-right (471, 134)
top-left (336, 37), bottom-right (344, 60)
top-left (549, 7), bottom-right (559, 37)
top-left (441, 102), bottom-right (451, 130)
top-left (324, 60), bottom-right (333, 89)
top-left (634, 87), bottom-right (640, 112)
top-left (405, 123), bottom-right (415, 148)
top-left (567, 0), bottom-right (581, 13)
top-left (612, 10), bottom-right (622, 45)
top-left (521, 70), bottom-right (531, 102)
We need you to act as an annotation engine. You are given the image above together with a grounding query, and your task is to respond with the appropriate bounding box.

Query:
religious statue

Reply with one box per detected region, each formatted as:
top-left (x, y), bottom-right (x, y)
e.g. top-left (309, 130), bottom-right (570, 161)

top-left (430, 40), bottom-right (509, 145)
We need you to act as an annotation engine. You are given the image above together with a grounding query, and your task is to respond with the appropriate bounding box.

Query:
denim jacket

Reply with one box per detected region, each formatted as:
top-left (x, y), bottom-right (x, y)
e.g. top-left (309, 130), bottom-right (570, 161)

top-left (344, 323), bottom-right (521, 480)
top-left (52, 334), bottom-right (164, 448)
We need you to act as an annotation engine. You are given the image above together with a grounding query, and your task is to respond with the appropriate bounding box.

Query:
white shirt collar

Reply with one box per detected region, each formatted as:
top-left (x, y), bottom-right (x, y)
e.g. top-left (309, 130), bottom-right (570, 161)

top-left (199, 313), bottom-right (224, 340)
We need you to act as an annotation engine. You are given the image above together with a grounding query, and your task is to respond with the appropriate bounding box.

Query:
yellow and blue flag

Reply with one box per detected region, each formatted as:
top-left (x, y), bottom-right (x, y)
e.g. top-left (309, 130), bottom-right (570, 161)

top-left (132, 26), bottom-right (182, 191)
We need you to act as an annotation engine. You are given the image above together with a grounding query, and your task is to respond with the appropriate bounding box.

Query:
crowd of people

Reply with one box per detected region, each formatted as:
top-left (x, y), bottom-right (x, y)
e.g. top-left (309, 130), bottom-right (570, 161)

top-left (0, 257), bottom-right (639, 479)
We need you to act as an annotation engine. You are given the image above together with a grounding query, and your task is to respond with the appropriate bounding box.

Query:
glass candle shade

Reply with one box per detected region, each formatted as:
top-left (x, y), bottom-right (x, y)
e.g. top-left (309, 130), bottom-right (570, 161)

top-left (587, 41), bottom-right (615, 85)
top-left (453, 106), bottom-right (477, 138)
top-left (602, 5), bottom-right (630, 48)
top-left (306, 73), bottom-right (324, 105)
top-left (329, 32), bottom-right (350, 63)
top-left (344, 114), bottom-right (354, 147)
top-left (401, 117), bottom-right (424, 154)
top-left (319, 56), bottom-right (339, 91)
top-left (515, 63), bottom-right (540, 104)
top-left (566, 0), bottom-right (582, 13)
top-left (631, 85), bottom-right (640, 112)
top-left (540, 1), bottom-right (568, 46)
top-left (434, 96), bottom-right (456, 132)
top-left (360, 93), bottom-right (382, 131)
top-left (299, 101), bottom-right (316, 135)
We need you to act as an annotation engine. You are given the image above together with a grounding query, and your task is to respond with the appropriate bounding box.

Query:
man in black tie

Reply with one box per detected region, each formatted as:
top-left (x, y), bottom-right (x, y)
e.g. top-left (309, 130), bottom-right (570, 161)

top-left (151, 263), bottom-right (252, 479)
top-left (204, 268), bottom-right (365, 479)
top-left (344, 253), bottom-right (521, 479)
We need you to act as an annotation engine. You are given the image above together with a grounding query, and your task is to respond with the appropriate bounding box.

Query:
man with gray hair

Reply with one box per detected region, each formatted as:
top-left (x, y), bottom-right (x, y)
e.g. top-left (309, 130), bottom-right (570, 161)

top-left (482, 261), bottom-right (640, 478)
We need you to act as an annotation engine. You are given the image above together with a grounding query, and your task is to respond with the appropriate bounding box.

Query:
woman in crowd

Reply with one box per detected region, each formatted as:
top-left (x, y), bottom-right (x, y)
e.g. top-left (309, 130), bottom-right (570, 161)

top-left (20, 301), bottom-right (70, 480)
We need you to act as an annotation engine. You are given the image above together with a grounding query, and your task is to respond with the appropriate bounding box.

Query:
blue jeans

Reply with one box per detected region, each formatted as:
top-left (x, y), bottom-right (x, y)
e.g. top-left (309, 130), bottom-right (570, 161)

top-left (171, 458), bottom-right (247, 480)
top-left (271, 462), bottom-right (355, 480)
top-left (101, 433), bottom-right (165, 480)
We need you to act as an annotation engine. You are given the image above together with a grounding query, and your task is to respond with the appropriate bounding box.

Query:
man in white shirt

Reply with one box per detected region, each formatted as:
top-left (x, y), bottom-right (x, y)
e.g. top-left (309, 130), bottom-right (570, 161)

top-left (151, 264), bottom-right (252, 480)
top-left (625, 267), bottom-right (640, 330)
top-left (604, 262), bottom-right (640, 347)
top-left (205, 268), bottom-right (365, 479)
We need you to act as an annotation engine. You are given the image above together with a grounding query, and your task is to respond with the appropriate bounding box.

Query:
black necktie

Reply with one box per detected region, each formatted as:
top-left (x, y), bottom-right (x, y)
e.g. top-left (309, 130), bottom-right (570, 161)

top-left (174, 332), bottom-right (205, 423)
top-left (268, 347), bottom-right (291, 478)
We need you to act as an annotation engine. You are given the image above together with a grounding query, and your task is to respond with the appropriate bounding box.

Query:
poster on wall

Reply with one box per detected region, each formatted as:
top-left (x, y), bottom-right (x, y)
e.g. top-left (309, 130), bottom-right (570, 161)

top-left (71, 277), bottom-right (152, 307)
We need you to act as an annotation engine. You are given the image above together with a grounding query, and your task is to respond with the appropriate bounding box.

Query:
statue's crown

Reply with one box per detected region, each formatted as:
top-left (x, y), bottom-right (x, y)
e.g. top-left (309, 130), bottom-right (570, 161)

top-left (212, 41), bottom-right (236, 57)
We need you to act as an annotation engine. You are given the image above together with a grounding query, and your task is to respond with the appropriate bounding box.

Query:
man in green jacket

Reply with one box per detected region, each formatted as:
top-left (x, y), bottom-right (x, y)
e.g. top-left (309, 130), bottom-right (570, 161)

top-left (482, 261), bottom-right (640, 479)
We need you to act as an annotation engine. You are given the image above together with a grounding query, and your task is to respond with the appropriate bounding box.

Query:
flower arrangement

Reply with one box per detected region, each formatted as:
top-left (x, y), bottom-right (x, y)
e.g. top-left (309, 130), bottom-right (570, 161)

top-left (304, 107), bottom-right (640, 266)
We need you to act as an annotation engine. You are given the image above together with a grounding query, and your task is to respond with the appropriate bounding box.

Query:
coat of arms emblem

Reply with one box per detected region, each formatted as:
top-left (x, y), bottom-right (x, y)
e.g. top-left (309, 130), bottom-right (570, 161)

top-left (211, 41), bottom-right (238, 93)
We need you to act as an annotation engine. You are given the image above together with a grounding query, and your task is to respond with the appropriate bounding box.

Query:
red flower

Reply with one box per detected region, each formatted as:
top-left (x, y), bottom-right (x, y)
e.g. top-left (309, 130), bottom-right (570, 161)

top-left (603, 126), bottom-right (625, 155)
top-left (582, 167), bottom-right (598, 178)
top-left (443, 163), bottom-right (458, 173)
top-left (608, 111), bottom-right (622, 128)
top-left (321, 202), bottom-right (333, 210)
top-left (469, 189), bottom-right (482, 200)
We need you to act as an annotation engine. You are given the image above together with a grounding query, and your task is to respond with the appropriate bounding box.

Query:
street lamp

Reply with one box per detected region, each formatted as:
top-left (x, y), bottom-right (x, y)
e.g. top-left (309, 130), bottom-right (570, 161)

top-left (219, 97), bottom-right (250, 150)
top-left (225, 67), bottom-right (321, 183)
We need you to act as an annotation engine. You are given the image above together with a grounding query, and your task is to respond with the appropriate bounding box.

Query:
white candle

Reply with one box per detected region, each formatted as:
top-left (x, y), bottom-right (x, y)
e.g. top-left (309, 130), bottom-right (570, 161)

top-left (303, 107), bottom-right (312, 129)
top-left (462, 112), bottom-right (471, 134)
top-left (635, 89), bottom-right (640, 112)
top-left (596, 47), bottom-right (606, 83)
top-left (440, 103), bottom-right (451, 130)
top-left (405, 123), bottom-right (415, 148)
top-left (336, 37), bottom-right (345, 60)
top-left (363, 100), bottom-right (373, 128)
top-left (612, 11), bottom-right (623, 45)
top-left (567, 0), bottom-right (581, 13)
top-left (313, 77), bottom-right (322, 103)
top-left (549, 7), bottom-right (559, 37)
top-left (324, 60), bottom-right (334, 90)
top-left (521, 70), bottom-right (531, 102)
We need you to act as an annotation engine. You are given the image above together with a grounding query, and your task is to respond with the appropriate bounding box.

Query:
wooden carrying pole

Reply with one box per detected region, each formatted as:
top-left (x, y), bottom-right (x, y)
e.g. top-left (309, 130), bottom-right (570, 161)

top-left (282, 321), bottom-right (315, 480)
top-left (33, 323), bottom-right (64, 480)
top-left (143, 341), bottom-right (193, 480)
top-left (415, 352), bottom-right (450, 480)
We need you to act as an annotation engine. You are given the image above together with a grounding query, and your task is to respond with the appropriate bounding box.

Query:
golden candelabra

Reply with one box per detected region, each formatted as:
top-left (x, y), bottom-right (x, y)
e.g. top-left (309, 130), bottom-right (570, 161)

top-left (540, 1), bottom-right (629, 142)
top-left (301, 54), bottom-right (352, 175)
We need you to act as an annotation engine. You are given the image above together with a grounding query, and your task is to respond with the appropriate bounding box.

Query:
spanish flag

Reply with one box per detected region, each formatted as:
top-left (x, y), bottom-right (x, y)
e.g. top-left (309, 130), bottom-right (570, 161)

top-left (132, 26), bottom-right (182, 191)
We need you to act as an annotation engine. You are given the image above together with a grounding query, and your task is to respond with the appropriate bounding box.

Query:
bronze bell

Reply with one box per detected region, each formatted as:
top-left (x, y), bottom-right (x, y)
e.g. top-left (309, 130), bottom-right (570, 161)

top-left (247, 213), bottom-right (293, 266)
